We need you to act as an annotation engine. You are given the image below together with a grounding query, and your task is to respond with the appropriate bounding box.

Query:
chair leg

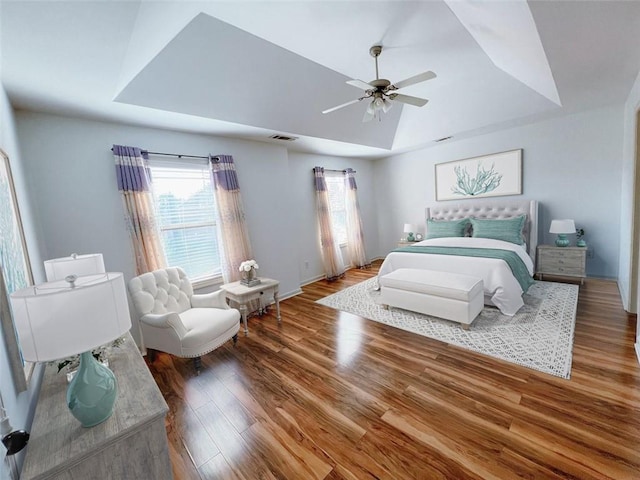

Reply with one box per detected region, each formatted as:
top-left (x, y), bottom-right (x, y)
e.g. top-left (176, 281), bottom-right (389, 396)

top-left (193, 356), bottom-right (202, 374)
top-left (232, 334), bottom-right (238, 346)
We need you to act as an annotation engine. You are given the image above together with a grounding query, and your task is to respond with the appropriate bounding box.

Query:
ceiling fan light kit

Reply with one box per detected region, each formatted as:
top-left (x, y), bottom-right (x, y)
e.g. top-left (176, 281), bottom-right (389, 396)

top-left (322, 45), bottom-right (436, 122)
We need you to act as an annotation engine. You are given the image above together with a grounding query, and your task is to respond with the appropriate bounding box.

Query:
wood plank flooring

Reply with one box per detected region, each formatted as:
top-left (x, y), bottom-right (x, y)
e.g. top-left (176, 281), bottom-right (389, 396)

top-left (146, 261), bottom-right (640, 479)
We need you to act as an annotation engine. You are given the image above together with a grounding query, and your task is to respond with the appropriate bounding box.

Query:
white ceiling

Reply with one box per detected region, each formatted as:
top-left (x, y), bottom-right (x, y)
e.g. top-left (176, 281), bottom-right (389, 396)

top-left (2, 0), bottom-right (640, 158)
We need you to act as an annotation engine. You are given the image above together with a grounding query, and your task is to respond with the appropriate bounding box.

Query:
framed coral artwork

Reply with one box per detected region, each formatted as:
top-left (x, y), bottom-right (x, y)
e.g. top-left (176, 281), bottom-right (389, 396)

top-left (435, 149), bottom-right (522, 201)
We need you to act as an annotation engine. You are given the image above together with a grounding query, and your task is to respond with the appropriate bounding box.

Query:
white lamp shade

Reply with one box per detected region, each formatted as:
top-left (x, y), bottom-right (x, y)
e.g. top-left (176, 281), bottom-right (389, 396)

top-left (549, 219), bottom-right (576, 234)
top-left (403, 223), bottom-right (417, 233)
top-left (9, 273), bottom-right (131, 362)
top-left (44, 253), bottom-right (105, 281)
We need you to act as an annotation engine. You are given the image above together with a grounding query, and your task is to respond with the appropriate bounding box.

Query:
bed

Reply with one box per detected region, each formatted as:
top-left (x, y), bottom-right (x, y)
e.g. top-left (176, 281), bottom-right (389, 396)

top-left (378, 199), bottom-right (538, 316)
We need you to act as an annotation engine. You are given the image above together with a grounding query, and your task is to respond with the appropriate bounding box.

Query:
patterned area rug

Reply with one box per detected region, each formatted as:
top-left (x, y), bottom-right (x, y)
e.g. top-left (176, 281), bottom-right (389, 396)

top-left (316, 278), bottom-right (579, 379)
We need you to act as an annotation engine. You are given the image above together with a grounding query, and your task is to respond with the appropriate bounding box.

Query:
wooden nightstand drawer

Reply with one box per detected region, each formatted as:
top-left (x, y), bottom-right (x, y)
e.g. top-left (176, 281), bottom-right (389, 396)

top-left (538, 255), bottom-right (585, 270)
top-left (539, 249), bottom-right (584, 262)
top-left (536, 245), bottom-right (587, 283)
top-left (537, 263), bottom-right (584, 276)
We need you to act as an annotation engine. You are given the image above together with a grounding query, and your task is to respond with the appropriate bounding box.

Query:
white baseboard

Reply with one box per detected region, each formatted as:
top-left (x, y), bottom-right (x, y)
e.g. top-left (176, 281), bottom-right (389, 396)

top-left (635, 342), bottom-right (640, 365)
top-left (300, 274), bottom-right (327, 287)
top-left (278, 288), bottom-right (303, 301)
top-left (618, 278), bottom-right (630, 312)
top-left (300, 259), bottom-right (382, 288)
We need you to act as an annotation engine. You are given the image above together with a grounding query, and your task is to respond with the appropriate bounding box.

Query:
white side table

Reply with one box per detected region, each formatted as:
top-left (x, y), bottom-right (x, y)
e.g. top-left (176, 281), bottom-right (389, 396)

top-left (219, 277), bottom-right (281, 335)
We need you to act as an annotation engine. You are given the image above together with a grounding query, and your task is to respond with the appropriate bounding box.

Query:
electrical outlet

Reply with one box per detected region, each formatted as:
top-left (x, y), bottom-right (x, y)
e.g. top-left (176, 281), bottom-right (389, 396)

top-left (587, 247), bottom-right (594, 259)
top-left (304, 261), bottom-right (309, 269)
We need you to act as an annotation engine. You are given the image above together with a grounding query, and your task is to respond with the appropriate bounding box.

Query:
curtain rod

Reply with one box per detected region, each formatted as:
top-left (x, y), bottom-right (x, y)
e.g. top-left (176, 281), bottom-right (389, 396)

top-left (313, 168), bottom-right (357, 174)
top-left (143, 150), bottom-right (211, 160)
top-left (111, 147), bottom-right (210, 160)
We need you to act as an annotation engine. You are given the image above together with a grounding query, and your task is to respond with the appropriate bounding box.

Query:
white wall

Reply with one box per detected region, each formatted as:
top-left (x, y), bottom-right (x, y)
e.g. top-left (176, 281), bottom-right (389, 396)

top-left (0, 85), bottom-right (44, 478)
top-left (14, 112), bottom-right (304, 342)
top-left (374, 105), bottom-right (624, 279)
top-left (288, 152), bottom-right (380, 284)
top-left (619, 71), bottom-right (640, 313)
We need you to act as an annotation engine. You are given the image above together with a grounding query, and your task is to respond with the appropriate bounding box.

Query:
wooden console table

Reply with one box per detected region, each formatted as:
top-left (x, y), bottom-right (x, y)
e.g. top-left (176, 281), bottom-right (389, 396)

top-left (219, 277), bottom-right (281, 335)
top-left (21, 333), bottom-right (172, 480)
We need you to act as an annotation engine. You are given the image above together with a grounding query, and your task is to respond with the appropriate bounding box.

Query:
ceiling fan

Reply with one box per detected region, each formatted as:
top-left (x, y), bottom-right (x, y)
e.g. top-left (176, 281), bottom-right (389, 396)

top-left (322, 45), bottom-right (436, 122)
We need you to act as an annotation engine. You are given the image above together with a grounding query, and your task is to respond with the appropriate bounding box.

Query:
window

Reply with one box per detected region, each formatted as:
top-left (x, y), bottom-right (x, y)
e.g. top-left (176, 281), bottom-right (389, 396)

top-left (148, 158), bottom-right (221, 282)
top-left (325, 173), bottom-right (348, 244)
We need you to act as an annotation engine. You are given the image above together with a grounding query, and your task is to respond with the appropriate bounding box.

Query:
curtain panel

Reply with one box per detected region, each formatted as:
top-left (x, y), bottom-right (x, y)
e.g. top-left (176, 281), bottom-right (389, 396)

top-left (344, 168), bottom-right (370, 268)
top-left (113, 145), bottom-right (166, 274)
top-left (209, 155), bottom-right (254, 283)
top-left (313, 167), bottom-right (345, 280)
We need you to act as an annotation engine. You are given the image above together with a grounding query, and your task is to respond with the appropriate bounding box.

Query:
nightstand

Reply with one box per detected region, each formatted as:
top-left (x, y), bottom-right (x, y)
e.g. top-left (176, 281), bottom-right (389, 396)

top-left (397, 241), bottom-right (417, 247)
top-left (536, 245), bottom-right (587, 284)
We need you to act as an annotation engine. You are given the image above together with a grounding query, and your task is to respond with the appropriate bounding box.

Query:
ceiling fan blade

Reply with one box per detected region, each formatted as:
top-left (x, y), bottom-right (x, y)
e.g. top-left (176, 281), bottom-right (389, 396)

top-left (388, 93), bottom-right (428, 107)
top-left (390, 71), bottom-right (436, 90)
top-left (346, 79), bottom-right (373, 91)
top-left (322, 98), bottom-right (362, 114)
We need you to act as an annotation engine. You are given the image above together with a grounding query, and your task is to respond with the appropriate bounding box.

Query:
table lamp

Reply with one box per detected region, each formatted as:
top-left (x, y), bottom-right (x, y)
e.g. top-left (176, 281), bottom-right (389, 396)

top-left (403, 223), bottom-right (417, 242)
top-left (10, 273), bottom-right (131, 427)
top-left (44, 253), bottom-right (105, 281)
top-left (549, 219), bottom-right (576, 247)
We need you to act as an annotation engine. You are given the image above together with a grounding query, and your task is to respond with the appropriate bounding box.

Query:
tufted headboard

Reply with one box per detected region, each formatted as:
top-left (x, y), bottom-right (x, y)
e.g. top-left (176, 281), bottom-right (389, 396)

top-left (425, 199), bottom-right (538, 264)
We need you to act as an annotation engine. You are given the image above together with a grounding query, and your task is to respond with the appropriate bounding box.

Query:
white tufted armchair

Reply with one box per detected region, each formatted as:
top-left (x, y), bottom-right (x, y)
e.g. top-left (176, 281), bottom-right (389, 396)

top-left (128, 267), bottom-right (240, 372)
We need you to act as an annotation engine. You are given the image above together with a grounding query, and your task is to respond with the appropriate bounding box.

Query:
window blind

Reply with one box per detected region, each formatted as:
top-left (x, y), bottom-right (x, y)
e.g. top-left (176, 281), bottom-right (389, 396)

top-left (148, 158), bottom-right (222, 281)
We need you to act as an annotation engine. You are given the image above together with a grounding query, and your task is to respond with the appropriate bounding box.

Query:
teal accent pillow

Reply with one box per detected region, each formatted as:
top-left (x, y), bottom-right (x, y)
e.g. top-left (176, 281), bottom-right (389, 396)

top-left (426, 218), bottom-right (470, 239)
top-left (470, 215), bottom-right (526, 245)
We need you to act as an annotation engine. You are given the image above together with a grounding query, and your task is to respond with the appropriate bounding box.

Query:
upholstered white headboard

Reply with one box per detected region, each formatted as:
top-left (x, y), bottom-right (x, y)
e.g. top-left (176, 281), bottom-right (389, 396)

top-left (425, 199), bottom-right (539, 264)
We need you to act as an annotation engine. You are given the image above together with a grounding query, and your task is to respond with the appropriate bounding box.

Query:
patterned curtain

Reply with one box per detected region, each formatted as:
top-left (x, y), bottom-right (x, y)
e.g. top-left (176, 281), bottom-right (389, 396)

top-left (113, 145), bottom-right (166, 274)
top-left (313, 167), bottom-right (345, 280)
top-left (344, 168), bottom-right (370, 268)
top-left (210, 155), bottom-right (253, 283)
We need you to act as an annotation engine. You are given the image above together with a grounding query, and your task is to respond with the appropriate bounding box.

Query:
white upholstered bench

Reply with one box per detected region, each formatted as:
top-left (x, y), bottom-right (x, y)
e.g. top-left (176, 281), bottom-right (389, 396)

top-left (378, 268), bottom-right (484, 329)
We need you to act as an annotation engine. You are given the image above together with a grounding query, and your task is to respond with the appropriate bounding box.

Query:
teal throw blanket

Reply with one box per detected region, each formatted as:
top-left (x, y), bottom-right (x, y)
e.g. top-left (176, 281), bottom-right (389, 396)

top-left (393, 246), bottom-right (535, 293)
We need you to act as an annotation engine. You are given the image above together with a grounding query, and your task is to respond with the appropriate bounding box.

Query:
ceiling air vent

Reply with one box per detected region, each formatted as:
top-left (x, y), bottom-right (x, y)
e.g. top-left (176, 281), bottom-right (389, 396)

top-left (269, 134), bottom-right (298, 142)
top-left (435, 136), bottom-right (452, 142)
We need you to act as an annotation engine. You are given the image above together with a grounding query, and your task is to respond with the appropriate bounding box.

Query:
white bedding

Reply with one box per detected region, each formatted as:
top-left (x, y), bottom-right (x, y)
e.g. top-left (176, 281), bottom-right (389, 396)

top-left (379, 237), bottom-right (534, 316)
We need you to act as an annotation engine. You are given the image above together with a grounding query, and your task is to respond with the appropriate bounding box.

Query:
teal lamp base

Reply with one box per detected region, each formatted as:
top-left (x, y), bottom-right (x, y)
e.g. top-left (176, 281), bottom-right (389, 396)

top-left (406, 232), bottom-right (415, 242)
top-left (67, 351), bottom-right (117, 427)
top-left (555, 234), bottom-right (570, 247)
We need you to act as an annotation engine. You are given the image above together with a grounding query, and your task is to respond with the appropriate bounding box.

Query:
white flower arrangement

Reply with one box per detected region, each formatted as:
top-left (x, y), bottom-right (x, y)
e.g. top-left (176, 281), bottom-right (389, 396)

top-left (55, 336), bottom-right (126, 374)
top-left (239, 260), bottom-right (259, 272)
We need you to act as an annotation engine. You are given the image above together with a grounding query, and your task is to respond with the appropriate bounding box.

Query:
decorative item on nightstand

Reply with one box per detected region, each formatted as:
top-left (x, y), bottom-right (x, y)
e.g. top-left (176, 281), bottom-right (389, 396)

top-left (239, 259), bottom-right (261, 286)
top-left (576, 228), bottom-right (586, 247)
top-left (549, 219), bottom-right (576, 247)
top-left (403, 223), bottom-right (417, 242)
top-left (10, 273), bottom-right (131, 428)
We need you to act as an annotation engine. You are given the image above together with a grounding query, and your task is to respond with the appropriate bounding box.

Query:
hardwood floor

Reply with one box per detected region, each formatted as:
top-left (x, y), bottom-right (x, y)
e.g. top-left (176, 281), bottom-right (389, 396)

top-left (147, 261), bottom-right (640, 479)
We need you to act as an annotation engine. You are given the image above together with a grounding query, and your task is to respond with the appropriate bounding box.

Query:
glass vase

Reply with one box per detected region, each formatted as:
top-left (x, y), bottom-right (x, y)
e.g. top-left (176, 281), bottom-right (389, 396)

top-left (241, 268), bottom-right (260, 287)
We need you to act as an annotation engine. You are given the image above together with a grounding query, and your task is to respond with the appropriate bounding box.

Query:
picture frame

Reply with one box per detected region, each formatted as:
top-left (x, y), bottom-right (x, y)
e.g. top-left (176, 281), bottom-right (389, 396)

top-left (0, 149), bottom-right (34, 392)
top-left (435, 149), bottom-right (522, 201)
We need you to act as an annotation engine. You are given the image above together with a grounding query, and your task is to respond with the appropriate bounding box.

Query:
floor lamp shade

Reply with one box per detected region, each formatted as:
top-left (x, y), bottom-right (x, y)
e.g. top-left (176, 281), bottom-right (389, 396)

top-left (44, 253), bottom-right (105, 282)
top-left (10, 273), bottom-right (131, 427)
